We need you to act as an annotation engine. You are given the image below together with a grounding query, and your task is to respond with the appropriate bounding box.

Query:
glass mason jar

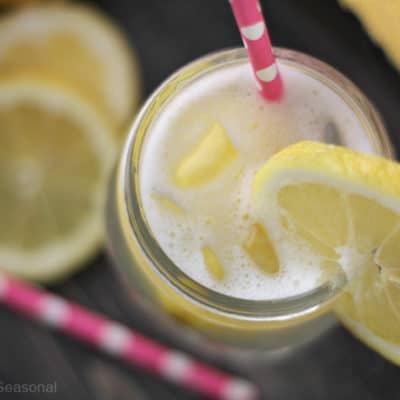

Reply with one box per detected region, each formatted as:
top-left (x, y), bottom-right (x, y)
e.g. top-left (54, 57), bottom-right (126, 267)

top-left (106, 48), bottom-right (393, 362)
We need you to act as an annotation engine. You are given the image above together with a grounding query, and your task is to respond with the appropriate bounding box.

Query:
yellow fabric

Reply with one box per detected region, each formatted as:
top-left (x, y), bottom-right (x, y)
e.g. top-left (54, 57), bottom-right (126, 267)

top-left (340, 0), bottom-right (400, 70)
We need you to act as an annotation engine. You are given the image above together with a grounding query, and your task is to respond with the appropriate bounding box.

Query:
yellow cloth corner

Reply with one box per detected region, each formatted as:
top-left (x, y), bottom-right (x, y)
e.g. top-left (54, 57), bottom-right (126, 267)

top-left (340, 0), bottom-right (400, 71)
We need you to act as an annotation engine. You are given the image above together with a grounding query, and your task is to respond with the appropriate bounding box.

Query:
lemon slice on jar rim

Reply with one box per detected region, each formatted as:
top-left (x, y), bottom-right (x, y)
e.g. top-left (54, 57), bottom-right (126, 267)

top-left (252, 141), bottom-right (400, 365)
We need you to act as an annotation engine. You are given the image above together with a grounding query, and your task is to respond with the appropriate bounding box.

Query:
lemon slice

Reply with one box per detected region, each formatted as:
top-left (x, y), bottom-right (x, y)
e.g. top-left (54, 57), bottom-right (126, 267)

top-left (252, 141), bottom-right (400, 364)
top-left (0, 3), bottom-right (140, 129)
top-left (340, 0), bottom-right (400, 71)
top-left (0, 77), bottom-right (116, 282)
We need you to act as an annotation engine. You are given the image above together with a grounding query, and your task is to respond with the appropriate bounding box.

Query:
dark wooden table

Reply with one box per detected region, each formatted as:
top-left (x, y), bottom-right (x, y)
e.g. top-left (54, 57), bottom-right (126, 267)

top-left (1, 1), bottom-right (399, 399)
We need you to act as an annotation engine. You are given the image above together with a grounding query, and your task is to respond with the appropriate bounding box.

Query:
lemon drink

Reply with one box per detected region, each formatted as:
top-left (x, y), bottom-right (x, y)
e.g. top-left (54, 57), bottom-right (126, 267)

top-left (140, 58), bottom-right (377, 301)
top-left (108, 49), bottom-right (392, 356)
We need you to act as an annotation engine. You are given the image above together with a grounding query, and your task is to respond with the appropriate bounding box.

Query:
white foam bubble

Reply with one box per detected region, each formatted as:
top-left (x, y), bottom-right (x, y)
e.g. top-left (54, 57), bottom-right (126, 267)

top-left (139, 60), bottom-right (376, 300)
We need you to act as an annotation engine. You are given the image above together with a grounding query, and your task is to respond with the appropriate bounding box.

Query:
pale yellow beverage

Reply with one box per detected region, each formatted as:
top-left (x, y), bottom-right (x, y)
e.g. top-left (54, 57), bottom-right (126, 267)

top-left (107, 48), bottom-right (392, 358)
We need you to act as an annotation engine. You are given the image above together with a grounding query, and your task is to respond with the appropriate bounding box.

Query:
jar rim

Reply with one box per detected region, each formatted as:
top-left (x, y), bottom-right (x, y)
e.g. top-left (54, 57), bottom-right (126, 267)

top-left (118, 47), bottom-right (392, 322)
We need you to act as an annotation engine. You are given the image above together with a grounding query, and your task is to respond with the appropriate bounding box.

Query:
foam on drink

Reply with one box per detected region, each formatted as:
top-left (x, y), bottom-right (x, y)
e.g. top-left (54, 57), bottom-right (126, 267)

top-left (139, 60), bottom-right (375, 300)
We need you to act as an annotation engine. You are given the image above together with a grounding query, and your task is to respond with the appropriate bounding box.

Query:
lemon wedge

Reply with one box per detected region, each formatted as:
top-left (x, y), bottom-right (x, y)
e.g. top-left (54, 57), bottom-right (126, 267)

top-left (175, 122), bottom-right (237, 188)
top-left (252, 141), bottom-right (400, 364)
top-left (0, 3), bottom-right (140, 129)
top-left (0, 77), bottom-right (115, 282)
top-left (201, 246), bottom-right (225, 281)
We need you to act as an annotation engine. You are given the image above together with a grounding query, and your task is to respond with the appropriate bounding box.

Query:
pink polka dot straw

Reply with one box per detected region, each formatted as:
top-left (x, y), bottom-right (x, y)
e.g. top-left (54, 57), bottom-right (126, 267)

top-left (229, 0), bottom-right (284, 100)
top-left (0, 271), bottom-right (259, 400)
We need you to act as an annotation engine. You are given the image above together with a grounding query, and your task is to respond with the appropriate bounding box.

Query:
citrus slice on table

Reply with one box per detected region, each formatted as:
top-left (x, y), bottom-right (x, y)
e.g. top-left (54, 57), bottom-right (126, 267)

top-left (0, 3), bottom-right (140, 130)
top-left (252, 141), bottom-right (400, 364)
top-left (340, 0), bottom-right (400, 71)
top-left (0, 77), bottom-right (116, 283)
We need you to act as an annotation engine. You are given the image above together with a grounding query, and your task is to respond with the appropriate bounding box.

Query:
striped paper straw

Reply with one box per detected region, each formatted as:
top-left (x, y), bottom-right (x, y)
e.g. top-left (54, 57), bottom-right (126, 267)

top-left (0, 271), bottom-right (258, 400)
top-left (229, 0), bottom-right (283, 100)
